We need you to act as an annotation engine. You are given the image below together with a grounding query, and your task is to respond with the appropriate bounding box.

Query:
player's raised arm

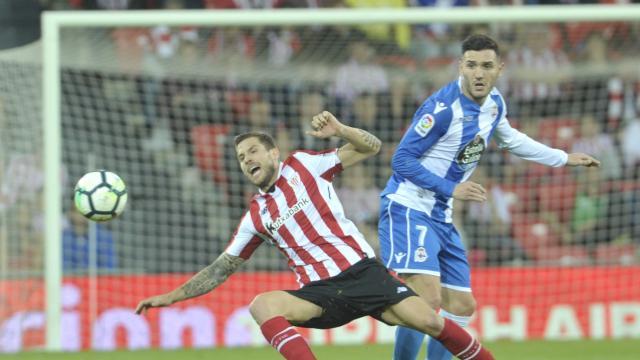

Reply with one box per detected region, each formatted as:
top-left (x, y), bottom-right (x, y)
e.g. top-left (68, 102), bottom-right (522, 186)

top-left (135, 252), bottom-right (245, 315)
top-left (306, 110), bottom-right (381, 168)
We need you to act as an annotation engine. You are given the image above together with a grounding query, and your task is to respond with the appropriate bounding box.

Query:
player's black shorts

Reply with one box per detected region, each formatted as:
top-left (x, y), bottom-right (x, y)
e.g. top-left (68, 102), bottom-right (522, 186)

top-left (285, 257), bottom-right (417, 329)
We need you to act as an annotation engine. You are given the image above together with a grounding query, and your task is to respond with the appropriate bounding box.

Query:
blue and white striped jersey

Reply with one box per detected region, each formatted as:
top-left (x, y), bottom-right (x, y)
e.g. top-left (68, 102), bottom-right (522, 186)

top-left (382, 78), bottom-right (568, 223)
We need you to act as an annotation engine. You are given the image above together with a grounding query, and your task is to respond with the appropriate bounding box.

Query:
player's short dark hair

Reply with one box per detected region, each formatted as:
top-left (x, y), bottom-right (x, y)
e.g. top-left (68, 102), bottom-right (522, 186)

top-left (234, 131), bottom-right (277, 150)
top-left (461, 34), bottom-right (500, 57)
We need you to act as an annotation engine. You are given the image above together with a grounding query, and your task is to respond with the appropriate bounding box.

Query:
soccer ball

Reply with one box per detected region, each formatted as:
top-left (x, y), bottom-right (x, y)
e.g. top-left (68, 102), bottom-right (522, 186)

top-left (74, 170), bottom-right (128, 222)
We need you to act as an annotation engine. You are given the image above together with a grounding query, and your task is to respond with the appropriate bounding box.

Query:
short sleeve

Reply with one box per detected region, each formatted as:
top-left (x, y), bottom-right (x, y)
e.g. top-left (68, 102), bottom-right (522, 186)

top-left (225, 211), bottom-right (264, 260)
top-left (290, 149), bottom-right (343, 181)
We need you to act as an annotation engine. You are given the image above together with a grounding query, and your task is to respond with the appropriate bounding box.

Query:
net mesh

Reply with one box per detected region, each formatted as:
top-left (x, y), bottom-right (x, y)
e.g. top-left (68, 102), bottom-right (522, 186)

top-left (1, 15), bottom-right (640, 352)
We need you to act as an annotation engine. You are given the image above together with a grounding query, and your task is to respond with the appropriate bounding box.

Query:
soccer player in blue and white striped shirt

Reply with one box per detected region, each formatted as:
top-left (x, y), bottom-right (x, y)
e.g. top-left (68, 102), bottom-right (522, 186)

top-left (379, 34), bottom-right (600, 360)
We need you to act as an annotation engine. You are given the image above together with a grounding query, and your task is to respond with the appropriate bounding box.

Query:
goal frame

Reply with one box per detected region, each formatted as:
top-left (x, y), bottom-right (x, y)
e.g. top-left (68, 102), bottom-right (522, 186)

top-left (41, 5), bottom-right (640, 351)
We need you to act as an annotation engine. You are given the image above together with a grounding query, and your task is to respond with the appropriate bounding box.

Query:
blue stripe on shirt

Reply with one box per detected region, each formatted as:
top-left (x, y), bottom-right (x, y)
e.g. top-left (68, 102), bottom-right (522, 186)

top-left (431, 104), bottom-right (481, 221)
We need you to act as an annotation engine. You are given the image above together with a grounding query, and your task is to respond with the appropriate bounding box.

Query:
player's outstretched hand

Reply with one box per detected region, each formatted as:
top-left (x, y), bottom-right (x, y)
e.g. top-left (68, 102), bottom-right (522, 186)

top-left (566, 153), bottom-right (600, 167)
top-left (135, 294), bottom-right (174, 315)
top-left (306, 111), bottom-right (345, 139)
top-left (453, 181), bottom-right (487, 202)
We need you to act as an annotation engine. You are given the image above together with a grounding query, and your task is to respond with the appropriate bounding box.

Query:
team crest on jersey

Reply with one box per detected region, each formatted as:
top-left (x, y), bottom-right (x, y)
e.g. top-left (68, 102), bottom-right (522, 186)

top-left (456, 135), bottom-right (486, 170)
top-left (414, 247), bottom-right (428, 262)
top-left (288, 174), bottom-right (302, 189)
top-left (415, 113), bottom-right (435, 137)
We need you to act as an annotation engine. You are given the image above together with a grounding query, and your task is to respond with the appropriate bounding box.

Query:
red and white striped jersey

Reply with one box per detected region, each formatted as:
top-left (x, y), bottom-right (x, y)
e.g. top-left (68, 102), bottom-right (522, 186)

top-left (225, 149), bottom-right (376, 286)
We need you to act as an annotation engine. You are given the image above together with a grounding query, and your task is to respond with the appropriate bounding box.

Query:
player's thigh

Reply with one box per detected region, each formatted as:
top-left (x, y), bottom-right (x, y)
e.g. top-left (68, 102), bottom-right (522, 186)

top-left (379, 295), bottom-right (443, 336)
top-left (438, 226), bottom-right (472, 292)
top-left (378, 199), bottom-right (442, 274)
top-left (399, 273), bottom-right (442, 309)
top-left (249, 290), bottom-right (323, 325)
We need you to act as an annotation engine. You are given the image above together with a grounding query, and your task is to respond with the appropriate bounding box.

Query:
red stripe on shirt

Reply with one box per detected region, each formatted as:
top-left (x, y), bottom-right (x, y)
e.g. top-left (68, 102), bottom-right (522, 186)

top-left (286, 156), bottom-right (366, 259)
top-left (264, 194), bottom-right (323, 283)
top-left (291, 149), bottom-right (337, 156)
top-left (320, 163), bottom-right (343, 182)
top-left (248, 200), bottom-right (306, 282)
top-left (248, 200), bottom-right (270, 236)
top-left (277, 178), bottom-right (349, 273)
top-left (290, 149), bottom-right (343, 181)
top-left (238, 235), bottom-right (264, 259)
top-left (225, 211), bottom-right (263, 259)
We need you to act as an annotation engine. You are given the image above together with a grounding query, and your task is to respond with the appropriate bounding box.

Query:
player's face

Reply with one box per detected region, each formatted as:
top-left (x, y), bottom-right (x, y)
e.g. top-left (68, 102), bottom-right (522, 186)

top-left (459, 49), bottom-right (503, 104)
top-left (236, 137), bottom-right (280, 190)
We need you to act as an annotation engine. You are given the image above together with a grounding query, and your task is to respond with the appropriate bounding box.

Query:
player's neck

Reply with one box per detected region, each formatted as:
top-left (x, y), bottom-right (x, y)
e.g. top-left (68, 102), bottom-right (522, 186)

top-left (259, 163), bottom-right (282, 193)
top-left (461, 88), bottom-right (487, 106)
top-left (260, 180), bottom-right (277, 193)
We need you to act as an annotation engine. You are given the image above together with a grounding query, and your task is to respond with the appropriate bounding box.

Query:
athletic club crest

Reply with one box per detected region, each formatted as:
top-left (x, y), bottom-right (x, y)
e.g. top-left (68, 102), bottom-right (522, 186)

top-left (288, 174), bottom-right (302, 189)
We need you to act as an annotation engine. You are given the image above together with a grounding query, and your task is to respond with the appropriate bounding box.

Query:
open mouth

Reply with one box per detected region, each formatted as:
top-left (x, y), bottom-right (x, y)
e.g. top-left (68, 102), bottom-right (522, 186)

top-left (249, 164), bottom-right (261, 177)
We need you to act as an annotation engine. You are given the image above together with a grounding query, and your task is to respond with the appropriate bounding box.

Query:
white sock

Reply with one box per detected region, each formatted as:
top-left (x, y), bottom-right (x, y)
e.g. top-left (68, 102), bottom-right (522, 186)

top-left (439, 309), bottom-right (471, 328)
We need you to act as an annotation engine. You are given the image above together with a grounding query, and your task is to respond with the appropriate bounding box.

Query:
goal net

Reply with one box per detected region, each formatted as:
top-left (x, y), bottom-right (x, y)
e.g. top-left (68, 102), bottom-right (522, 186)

top-left (1, 5), bottom-right (640, 353)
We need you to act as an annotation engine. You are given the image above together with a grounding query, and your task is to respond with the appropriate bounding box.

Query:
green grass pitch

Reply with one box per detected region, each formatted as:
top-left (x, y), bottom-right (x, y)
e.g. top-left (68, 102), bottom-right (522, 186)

top-left (1, 340), bottom-right (639, 360)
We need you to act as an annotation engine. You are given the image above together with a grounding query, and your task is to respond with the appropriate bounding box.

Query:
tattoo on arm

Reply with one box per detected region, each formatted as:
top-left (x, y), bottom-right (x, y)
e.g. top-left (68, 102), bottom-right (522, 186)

top-left (356, 129), bottom-right (381, 152)
top-left (179, 253), bottom-right (244, 299)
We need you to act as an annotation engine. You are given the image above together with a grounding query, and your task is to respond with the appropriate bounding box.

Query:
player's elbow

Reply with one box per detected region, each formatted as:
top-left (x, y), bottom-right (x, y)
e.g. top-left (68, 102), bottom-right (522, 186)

top-left (369, 140), bottom-right (381, 155)
top-left (358, 139), bottom-right (381, 160)
top-left (391, 150), bottom-right (411, 173)
top-left (354, 144), bottom-right (380, 164)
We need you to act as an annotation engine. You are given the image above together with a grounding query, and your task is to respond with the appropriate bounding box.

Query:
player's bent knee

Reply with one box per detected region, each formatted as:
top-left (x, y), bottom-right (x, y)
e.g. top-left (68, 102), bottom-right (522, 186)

top-left (404, 311), bottom-right (443, 336)
top-left (250, 291), bottom-right (322, 325)
top-left (416, 291), bottom-right (442, 310)
top-left (460, 297), bottom-right (477, 316)
top-left (423, 295), bottom-right (442, 311)
top-left (385, 296), bottom-right (444, 336)
top-left (249, 291), bottom-right (284, 324)
top-left (445, 294), bottom-right (477, 317)
top-left (420, 311), bottom-right (445, 336)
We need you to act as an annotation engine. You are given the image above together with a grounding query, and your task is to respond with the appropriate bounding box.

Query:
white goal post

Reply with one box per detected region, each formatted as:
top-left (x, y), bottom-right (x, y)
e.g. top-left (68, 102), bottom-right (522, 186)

top-left (41, 5), bottom-right (640, 351)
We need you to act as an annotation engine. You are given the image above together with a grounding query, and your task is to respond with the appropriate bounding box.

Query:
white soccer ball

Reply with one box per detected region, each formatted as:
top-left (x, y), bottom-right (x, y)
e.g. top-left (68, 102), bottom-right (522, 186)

top-left (74, 170), bottom-right (128, 222)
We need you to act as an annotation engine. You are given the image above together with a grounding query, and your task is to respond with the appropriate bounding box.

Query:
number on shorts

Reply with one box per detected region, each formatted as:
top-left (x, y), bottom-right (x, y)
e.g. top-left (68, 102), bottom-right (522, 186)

top-left (415, 225), bottom-right (428, 246)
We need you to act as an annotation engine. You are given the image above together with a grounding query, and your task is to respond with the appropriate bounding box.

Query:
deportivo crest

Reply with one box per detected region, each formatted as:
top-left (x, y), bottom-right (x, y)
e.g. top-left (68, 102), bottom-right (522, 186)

top-left (456, 134), bottom-right (486, 169)
top-left (414, 113), bottom-right (435, 137)
top-left (414, 247), bottom-right (428, 262)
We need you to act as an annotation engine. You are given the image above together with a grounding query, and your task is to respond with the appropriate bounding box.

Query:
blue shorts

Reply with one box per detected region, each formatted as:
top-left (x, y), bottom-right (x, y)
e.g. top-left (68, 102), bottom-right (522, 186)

top-left (378, 197), bottom-right (471, 292)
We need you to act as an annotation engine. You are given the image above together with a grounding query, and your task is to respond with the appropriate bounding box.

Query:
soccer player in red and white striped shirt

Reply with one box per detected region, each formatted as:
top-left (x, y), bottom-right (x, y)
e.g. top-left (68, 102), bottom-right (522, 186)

top-left (136, 111), bottom-right (494, 360)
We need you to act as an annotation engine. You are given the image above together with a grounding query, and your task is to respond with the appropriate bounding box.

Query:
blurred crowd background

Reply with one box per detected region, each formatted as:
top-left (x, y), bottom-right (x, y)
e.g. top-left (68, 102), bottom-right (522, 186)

top-left (1, 0), bottom-right (640, 278)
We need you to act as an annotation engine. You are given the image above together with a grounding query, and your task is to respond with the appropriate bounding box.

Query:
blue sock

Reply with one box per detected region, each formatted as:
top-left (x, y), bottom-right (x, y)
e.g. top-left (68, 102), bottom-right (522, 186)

top-left (393, 326), bottom-right (425, 360)
top-left (426, 310), bottom-right (471, 360)
top-left (426, 336), bottom-right (452, 360)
